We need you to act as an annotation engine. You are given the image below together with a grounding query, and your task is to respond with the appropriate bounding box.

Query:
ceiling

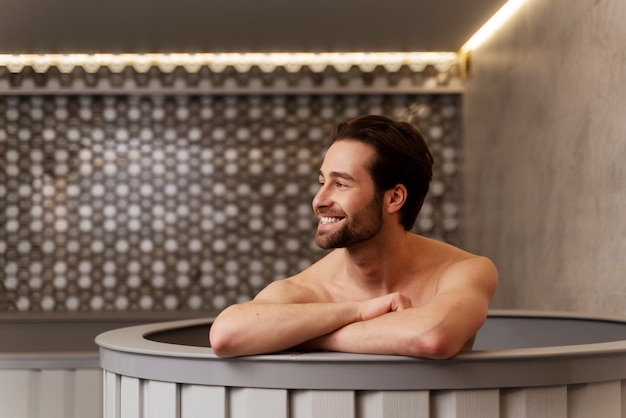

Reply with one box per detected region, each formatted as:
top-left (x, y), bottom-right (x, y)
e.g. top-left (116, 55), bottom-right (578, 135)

top-left (0, 0), bottom-right (507, 54)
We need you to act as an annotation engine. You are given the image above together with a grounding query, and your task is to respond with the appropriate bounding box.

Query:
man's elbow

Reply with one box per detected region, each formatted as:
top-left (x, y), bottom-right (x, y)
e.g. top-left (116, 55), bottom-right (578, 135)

top-left (407, 332), bottom-right (462, 360)
top-left (209, 323), bottom-right (239, 358)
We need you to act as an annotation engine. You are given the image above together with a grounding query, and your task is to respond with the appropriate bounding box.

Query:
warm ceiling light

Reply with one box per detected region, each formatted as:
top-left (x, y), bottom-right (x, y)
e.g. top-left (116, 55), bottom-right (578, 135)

top-left (0, 52), bottom-right (459, 74)
top-left (0, 4), bottom-right (527, 80)
top-left (460, 0), bottom-right (527, 53)
top-left (1, 0), bottom-right (528, 77)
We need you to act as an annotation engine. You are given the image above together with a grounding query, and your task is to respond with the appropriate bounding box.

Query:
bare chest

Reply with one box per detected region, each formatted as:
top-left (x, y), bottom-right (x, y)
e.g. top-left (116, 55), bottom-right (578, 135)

top-left (318, 271), bottom-right (440, 307)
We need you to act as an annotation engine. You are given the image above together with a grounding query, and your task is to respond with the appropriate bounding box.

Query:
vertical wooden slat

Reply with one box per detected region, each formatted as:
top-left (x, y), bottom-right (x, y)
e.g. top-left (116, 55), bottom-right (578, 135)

top-left (229, 387), bottom-right (288, 418)
top-left (181, 384), bottom-right (226, 418)
top-left (501, 385), bottom-right (567, 418)
top-left (568, 381), bottom-right (621, 418)
top-left (621, 380), bottom-right (626, 418)
top-left (73, 369), bottom-right (103, 418)
top-left (431, 389), bottom-right (499, 418)
top-left (0, 369), bottom-right (38, 418)
top-left (104, 371), bottom-right (121, 418)
top-left (357, 390), bottom-right (429, 418)
top-left (144, 380), bottom-right (178, 418)
top-left (290, 390), bottom-right (355, 418)
top-left (120, 375), bottom-right (142, 418)
top-left (38, 370), bottom-right (74, 418)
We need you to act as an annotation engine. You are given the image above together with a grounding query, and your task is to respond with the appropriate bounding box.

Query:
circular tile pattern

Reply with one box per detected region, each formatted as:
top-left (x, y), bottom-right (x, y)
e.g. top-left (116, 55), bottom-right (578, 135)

top-left (0, 94), bottom-right (460, 312)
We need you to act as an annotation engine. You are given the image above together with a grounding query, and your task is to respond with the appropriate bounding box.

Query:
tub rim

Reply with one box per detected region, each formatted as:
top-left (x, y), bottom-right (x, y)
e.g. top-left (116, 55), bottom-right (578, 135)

top-left (96, 309), bottom-right (626, 390)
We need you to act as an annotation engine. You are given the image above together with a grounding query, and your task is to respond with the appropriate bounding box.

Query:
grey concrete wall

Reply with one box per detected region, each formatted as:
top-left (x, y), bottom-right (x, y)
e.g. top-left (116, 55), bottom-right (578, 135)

top-left (462, 0), bottom-right (626, 313)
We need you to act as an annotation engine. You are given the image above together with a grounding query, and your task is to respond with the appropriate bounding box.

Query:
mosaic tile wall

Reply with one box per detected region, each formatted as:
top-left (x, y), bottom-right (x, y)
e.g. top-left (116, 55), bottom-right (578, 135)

top-left (0, 91), bottom-right (461, 312)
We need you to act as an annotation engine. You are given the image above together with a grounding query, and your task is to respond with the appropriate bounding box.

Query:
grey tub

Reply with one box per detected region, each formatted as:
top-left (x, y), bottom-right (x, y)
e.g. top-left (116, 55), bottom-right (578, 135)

top-left (96, 310), bottom-right (626, 417)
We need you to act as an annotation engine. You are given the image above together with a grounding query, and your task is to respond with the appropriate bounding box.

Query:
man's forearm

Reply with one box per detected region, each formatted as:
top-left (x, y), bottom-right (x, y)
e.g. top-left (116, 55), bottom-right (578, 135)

top-left (306, 309), bottom-right (463, 359)
top-left (209, 301), bottom-right (361, 357)
top-left (307, 313), bottom-right (408, 355)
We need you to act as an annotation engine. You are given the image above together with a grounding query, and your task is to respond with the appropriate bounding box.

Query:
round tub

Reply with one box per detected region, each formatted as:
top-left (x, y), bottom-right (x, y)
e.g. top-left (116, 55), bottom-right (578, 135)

top-left (96, 310), bottom-right (626, 418)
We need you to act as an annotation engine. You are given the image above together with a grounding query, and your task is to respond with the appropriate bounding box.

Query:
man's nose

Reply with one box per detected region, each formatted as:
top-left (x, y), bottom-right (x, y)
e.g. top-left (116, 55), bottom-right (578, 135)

top-left (312, 185), bottom-right (330, 210)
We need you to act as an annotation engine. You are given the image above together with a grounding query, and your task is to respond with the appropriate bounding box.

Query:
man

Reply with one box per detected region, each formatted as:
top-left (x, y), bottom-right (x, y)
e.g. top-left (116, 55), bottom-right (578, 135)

top-left (209, 115), bottom-right (497, 359)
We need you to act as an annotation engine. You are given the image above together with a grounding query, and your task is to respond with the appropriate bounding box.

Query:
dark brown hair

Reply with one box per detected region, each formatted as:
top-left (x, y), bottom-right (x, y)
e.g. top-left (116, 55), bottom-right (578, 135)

top-left (331, 115), bottom-right (433, 230)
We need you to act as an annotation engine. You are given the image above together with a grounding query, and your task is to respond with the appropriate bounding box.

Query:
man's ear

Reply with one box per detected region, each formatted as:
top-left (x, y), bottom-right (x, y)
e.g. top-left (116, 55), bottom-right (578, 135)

top-left (385, 184), bottom-right (407, 214)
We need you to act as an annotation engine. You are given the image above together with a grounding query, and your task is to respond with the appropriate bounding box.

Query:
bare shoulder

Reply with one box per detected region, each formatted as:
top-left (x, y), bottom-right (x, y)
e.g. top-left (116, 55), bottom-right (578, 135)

top-left (253, 251), bottom-right (340, 304)
top-left (416, 235), bottom-right (498, 295)
top-left (438, 250), bottom-right (498, 296)
top-left (444, 255), bottom-right (498, 287)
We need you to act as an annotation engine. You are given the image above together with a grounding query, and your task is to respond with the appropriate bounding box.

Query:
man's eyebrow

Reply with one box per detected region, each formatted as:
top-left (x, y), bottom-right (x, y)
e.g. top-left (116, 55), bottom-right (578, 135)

top-left (318, 170), bottom-right (355, 181)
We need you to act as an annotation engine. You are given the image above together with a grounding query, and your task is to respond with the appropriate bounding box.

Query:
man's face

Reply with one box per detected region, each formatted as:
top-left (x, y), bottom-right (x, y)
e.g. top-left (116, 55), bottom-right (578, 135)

top-left (312, 139), bottom-right (384, 249)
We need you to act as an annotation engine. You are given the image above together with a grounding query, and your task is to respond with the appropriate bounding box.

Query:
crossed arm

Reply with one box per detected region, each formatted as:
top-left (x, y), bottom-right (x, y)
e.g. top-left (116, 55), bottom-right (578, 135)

top-left (209, 257), bottom-right (497, 359)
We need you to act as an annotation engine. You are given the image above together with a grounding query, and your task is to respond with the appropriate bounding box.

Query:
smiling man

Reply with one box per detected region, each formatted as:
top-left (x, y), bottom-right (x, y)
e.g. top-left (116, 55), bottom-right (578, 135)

top-left (209, 115), bottom-right (498, 359)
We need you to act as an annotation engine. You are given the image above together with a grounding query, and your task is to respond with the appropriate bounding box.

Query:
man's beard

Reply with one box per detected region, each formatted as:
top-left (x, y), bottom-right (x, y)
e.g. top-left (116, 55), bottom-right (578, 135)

top-left (315, 194), bottom-right (384, 250)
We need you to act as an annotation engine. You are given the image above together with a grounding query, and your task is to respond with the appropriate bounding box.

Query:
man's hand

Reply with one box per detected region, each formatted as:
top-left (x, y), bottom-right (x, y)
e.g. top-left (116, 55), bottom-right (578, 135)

top-left (358, 292), bottom-right (412, 321)
top-left (297, 292), bottom-right (412, 352)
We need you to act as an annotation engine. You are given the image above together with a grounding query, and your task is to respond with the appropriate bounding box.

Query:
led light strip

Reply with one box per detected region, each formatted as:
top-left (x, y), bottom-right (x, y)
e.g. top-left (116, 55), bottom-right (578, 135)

top-left (460, 0), bottom-right (527, 53)
top-left (0, 1), bottom-right (527, 76)
top-left (0, 52), bottom-right (459, 74)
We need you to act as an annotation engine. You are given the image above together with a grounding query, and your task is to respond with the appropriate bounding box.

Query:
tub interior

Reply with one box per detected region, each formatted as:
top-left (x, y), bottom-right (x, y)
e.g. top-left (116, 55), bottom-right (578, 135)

top-left (144, 314), bottom-right (626, 350)
top-left (145, 323), bottom-right (212, 347)
top-left (474, 315), bottom-right (626, 349)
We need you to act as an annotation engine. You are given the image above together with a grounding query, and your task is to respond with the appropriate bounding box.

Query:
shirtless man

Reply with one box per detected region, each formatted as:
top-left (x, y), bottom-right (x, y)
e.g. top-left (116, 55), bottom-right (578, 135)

top-left (209, 115), bottom-right (498, 359)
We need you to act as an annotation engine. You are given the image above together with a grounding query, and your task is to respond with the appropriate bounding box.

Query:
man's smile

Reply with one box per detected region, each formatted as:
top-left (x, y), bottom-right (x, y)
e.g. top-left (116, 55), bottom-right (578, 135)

top-left (319, 216), bottom-right (344, 225)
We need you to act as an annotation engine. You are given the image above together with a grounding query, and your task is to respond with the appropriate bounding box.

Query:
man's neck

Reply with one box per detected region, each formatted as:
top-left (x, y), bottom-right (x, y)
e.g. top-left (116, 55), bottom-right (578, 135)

top-left (342, 230), bottom-right (415, 294)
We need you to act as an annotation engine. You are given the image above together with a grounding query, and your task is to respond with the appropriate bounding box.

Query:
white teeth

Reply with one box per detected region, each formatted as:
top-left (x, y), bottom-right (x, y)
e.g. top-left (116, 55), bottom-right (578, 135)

top-left (320, 217), bottom-right (341, 224)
